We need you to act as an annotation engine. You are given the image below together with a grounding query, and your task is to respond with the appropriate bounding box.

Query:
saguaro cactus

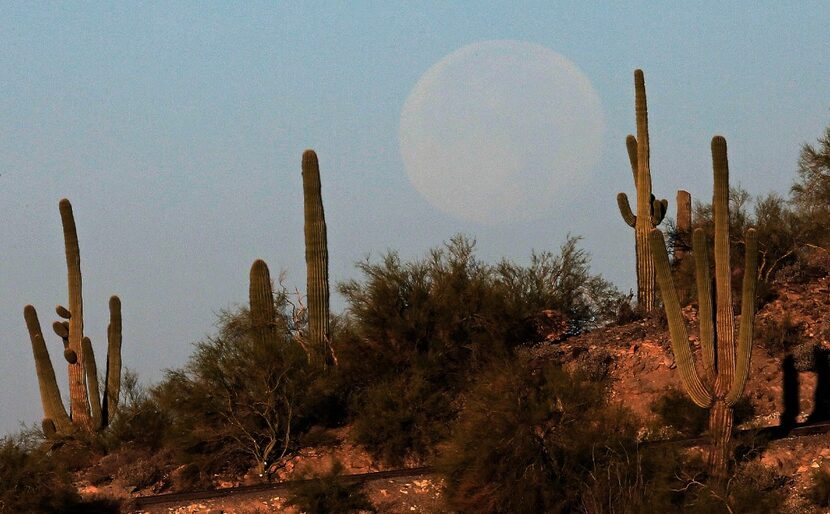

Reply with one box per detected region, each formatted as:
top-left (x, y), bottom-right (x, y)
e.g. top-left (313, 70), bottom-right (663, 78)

top-left (617, 69), bottom-right (668, 312)
top-left (649, 137), bottom-right (758, 481)
top-left (250, 259), bottom-right (278, 349)
top-left (24, 199), bottom-right (123, 435)
top-left (674, 190), bottom-right (692, 263)
top-left (302, 150), bottom-right (332, 367)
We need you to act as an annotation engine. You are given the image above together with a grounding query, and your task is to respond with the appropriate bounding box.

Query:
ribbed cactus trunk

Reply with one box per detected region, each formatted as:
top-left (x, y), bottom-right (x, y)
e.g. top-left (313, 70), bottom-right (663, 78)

top-left (617, 70), bottom-right (667, 313)
top-left (250, 259), bottom-right (277, 348)
top-left (649, 136), bottom-right (758, 485)
top-left (302, 150), bottom-right (332, 368)
top-left (674, 190), bottom-right (692, 263)
top-left (24, 199), bottom-right (123, 436)
top-left (633, 70), bottom-right (655, 312)
top-left (59, 199), bottom-right (92, 430)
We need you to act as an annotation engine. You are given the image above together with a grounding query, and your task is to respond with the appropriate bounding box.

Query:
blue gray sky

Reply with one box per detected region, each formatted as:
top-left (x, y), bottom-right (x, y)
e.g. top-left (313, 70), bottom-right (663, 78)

top-left (2, 2), bottom-right (828, 434)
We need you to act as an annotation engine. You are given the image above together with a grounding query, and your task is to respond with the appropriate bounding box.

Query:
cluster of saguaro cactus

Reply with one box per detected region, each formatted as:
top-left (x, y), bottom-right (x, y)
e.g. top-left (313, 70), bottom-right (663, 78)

top-left (302, 150), bottom-right (332, 368)
top-left (24, 199), bottom-right (122, 436)
top-left (649, 137), bottom-right (758, 481)
top-left (617, 69), bottom-right (668, 313)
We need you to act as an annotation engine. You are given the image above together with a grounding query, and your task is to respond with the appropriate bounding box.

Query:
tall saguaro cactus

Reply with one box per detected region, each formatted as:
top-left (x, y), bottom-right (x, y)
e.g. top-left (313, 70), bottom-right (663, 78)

top-left (24, 199), bottom-right (123, 435)
top-left (617, 69), bottom-right (668, 312)
top-left (649, 137), bottom-right (758, 481)
top-left (302, 150), bottom-right (332, 367)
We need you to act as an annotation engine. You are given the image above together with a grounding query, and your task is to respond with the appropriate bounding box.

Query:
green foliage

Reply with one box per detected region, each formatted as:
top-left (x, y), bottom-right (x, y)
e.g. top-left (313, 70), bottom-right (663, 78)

top-left (351, 370), bottom-right (454, 466)
top-left (339, 235), bottom-right (619, 463)
top-left (286, 460), bottom-right (375, 514)
top-left (102, 369), bottom-right (171, 452)
top-left (154, 298), bottom-right (312, 478)
top-left (439, 358), bottom-right (681, 513)
top-left (792, 125), bottom-right (830, 228)
top-left (340, 235), bottom-right (618, 384)
top-left (0, 430), bottom-right (121, 514)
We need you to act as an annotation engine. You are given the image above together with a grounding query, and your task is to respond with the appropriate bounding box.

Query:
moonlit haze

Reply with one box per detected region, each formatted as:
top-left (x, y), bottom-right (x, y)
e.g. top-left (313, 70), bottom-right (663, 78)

top-left (400, 40), bottom-right (603, 224)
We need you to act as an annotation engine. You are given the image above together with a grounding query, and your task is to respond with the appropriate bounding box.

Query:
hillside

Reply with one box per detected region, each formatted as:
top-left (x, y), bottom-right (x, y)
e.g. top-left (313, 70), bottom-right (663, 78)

top-left (61, 251), bottom-right (830, 513)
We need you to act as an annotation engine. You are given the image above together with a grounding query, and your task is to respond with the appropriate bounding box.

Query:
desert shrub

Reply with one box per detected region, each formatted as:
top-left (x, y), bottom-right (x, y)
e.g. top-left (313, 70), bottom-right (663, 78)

top-left (792, 124), bottom-right (830, 248)
top-left (809, 467), bottom-right (830, 507)
top-left (103, 369), bottom-right (171, 451)
top-left (340, 235), bottom-right (620, 462)
top-left (155, 301), bottom-right (314, 479)
top-left (666, 457), bottom-right (787, 514)
top-left (115, 455), bottom-right (165, 490)
top-left (575, 347), bottom-right (614, 381)
top-left (439, 358), bottom-right (684, 513)
top-left (754, 313), bottom-right (802, 354)
top-left (339, 235), bottom-right (620, 386)
top-left (0, 431), bottom-right (111, 514)
top-left (285, 460), bottom-right (375, 514)
top-left (351, 369), bottom-right (454, 466)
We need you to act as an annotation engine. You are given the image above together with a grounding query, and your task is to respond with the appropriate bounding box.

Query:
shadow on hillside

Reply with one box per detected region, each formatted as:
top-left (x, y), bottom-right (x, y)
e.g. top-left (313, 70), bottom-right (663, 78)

top-left (807, 346), bottom-right (830, 423)
top-left (777, 346), bottom-right (830, 437)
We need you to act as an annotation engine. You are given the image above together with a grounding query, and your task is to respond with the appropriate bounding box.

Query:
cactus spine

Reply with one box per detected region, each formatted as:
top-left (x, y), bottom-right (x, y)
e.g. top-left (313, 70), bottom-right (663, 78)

top-left (649, 137), bottom-right (758, 481)
top-left (24, 199), bottom-right (123, 435)
top-left (302, 150), bottom-right (332, 368)
top-left (617, 69), bottom-right (667, 312)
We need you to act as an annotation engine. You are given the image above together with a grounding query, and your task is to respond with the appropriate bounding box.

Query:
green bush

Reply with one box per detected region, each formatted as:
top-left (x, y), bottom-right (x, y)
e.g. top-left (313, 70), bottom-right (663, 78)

top-left (286, 460), bottom-right (375, 514)
top-left (155, 301), bottom-right (314, 479)
top-left (351, 370), bottom-right (454, 466)
top-left (438, 359), bottom-right (679, 513)
top-left (339, 235), bottom-right (620, 463)
top-left (0, 431), bottom-right (121, 514)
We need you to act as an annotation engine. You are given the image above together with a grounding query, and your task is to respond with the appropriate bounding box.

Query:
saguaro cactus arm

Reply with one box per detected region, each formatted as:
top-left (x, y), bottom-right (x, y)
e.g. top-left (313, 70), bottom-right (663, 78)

top-left (617, 193), bottom-right (636, 227)
top-left (59, 198), bottom-right (92, 428)
top-left (82, 336), bottom-right (103, 429)
top-left (626, 134), bottom-right (638, 183)
top-left (250, 260), bottom-right (277, 347)
top-left (693, 229), bottom-right (716, 381)
top-left (649, 230), bottom-right (713, 407)
top-left (103, 295), bottom-right (122, 425)
top-left (24, 305), bottom-right (72, 434)
top-left (727, 228), bottom-right (759, 406)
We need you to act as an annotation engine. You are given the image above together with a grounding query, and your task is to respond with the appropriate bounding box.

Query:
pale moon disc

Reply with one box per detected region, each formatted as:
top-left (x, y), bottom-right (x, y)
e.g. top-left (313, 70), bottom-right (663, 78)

top-left (399, 40), bottom-right (604, 224)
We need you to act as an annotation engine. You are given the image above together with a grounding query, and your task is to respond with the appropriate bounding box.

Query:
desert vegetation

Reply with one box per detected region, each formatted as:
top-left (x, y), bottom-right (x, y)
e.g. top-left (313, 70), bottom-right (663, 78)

top-left (4, 70), bottom-right (830, 513)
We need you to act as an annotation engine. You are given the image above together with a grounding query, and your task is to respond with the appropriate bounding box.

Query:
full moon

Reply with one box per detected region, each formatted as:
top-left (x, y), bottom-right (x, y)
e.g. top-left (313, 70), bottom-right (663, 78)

top-left (399, 40), bottom-right (604, 225)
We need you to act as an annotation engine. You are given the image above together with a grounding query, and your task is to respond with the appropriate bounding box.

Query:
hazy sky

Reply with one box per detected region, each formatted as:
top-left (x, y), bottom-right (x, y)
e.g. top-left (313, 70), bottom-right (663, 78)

top-left (1, 2), bottom-right (828, 434)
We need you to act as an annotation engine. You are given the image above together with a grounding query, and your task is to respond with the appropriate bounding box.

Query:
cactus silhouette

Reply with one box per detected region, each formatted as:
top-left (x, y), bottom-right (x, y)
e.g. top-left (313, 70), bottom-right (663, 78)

top-left (649, 137), bottom-right (758, 482)
top-left (23, 199), bottom-right (123, 435)
top-left (302, 150), bottom-right (332, 367)
top-left (617, 69), bottom-right (668, 312)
